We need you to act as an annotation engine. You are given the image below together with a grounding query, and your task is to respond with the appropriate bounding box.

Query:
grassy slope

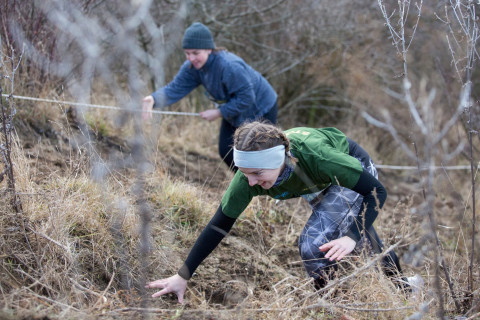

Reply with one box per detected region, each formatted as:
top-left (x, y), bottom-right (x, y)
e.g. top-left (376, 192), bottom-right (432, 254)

top-left (2, 100), bottom-right (476, 320)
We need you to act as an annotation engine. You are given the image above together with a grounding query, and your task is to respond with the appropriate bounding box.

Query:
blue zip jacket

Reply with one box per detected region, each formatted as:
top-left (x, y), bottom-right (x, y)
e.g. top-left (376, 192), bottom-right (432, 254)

top-left (151, 50), bottom-right (277, 127)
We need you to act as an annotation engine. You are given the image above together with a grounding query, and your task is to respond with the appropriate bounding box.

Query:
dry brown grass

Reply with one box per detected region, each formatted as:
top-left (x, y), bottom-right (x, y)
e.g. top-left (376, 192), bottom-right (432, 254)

top-left (1, 2), bottom-right (478, 314)
top-left (1, 70), bottom-right (479, 320)
top-left (1, 107), bottom-right (458, 320)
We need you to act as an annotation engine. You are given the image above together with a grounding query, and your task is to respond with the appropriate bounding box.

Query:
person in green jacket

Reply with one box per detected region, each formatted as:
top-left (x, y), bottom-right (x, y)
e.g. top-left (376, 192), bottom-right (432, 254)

top-left (146, 121), bottom-right (413, 303)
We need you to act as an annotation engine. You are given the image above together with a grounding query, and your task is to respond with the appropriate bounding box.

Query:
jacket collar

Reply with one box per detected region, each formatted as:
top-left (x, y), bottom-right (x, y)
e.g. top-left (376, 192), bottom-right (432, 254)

top-left (200, 51), bottom-right (217, 72)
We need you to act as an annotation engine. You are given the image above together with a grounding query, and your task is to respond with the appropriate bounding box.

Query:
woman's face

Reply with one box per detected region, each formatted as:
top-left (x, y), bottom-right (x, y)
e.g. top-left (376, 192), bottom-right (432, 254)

top-left (184, 49), bottom-right (211, 69)
top-left (238, 165), bottom-right (284, 190)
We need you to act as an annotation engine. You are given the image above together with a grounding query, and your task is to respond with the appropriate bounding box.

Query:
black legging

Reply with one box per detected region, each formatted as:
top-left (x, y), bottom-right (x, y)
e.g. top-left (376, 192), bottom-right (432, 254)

top-left (218, 102), bottom-right (278, 171)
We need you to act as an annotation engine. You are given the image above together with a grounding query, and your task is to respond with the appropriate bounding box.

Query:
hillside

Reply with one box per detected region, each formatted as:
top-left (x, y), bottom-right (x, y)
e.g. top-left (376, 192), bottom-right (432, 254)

top-left (0, 103), bottom-right (474, 319)
top-left (1, 0), bottom-right (479, 319)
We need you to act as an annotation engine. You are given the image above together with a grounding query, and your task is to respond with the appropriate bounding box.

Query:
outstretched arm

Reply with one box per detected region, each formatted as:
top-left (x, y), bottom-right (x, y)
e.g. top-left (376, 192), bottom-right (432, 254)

top-left (146, 204), bottom-right (236, 302)
top-left (142, 60), bottom-right (201, 120)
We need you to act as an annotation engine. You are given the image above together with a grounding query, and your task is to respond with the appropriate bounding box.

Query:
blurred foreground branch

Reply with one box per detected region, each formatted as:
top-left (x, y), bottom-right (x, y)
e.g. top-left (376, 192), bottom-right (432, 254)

top-left (0, 41), bottom-right (23, 213)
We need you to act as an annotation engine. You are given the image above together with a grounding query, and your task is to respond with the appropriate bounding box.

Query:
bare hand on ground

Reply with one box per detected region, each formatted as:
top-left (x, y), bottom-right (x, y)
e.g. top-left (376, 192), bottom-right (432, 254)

top-left (319, 236), bottom-right (356, 261)
top-left (145, 274), bottom-right (187, 303)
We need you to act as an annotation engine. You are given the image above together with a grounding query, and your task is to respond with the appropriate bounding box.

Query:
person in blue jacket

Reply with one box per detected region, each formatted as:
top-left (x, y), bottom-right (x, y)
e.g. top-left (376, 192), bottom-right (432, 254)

top-left (142, 22), bottom-right (278, 171)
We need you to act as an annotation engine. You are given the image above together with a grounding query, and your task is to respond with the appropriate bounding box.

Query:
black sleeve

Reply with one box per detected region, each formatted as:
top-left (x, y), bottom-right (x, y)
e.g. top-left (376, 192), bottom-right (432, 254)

top-left (177, 204), bottom-right (237, 280)
top-left (344, 168), bottom-right (387, 242)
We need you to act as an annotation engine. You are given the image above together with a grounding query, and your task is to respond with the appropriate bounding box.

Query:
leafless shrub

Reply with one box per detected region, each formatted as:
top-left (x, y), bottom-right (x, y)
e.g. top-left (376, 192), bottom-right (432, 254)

top-left (438, 2), bottom-right (479, 309)
top-left (369, 0), bottom-right (479, 318)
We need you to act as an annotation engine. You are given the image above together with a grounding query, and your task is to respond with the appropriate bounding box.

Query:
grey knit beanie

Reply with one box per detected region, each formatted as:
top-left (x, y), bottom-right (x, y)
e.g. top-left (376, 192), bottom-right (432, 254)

top-left (182, 22), bottom-right (215, 49)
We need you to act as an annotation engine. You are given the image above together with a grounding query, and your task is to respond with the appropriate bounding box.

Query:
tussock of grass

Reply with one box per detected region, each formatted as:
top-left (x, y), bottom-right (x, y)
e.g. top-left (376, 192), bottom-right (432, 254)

top-left (146, 173), bottom-right (214, 246)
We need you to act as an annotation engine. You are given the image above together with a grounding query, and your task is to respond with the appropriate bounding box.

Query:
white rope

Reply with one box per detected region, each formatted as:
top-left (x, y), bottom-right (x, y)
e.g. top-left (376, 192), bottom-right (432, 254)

top-left (1, 93), bottom-right (200, 116)
top-left (2, 94), bottom-right (477, 172)
top-left (375, 164), bottom-right (476, 170)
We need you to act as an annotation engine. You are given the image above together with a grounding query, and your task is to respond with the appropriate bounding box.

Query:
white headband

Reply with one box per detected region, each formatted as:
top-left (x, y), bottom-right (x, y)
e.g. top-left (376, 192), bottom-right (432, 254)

top-left (233, 145), bottom-right (285, 169)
